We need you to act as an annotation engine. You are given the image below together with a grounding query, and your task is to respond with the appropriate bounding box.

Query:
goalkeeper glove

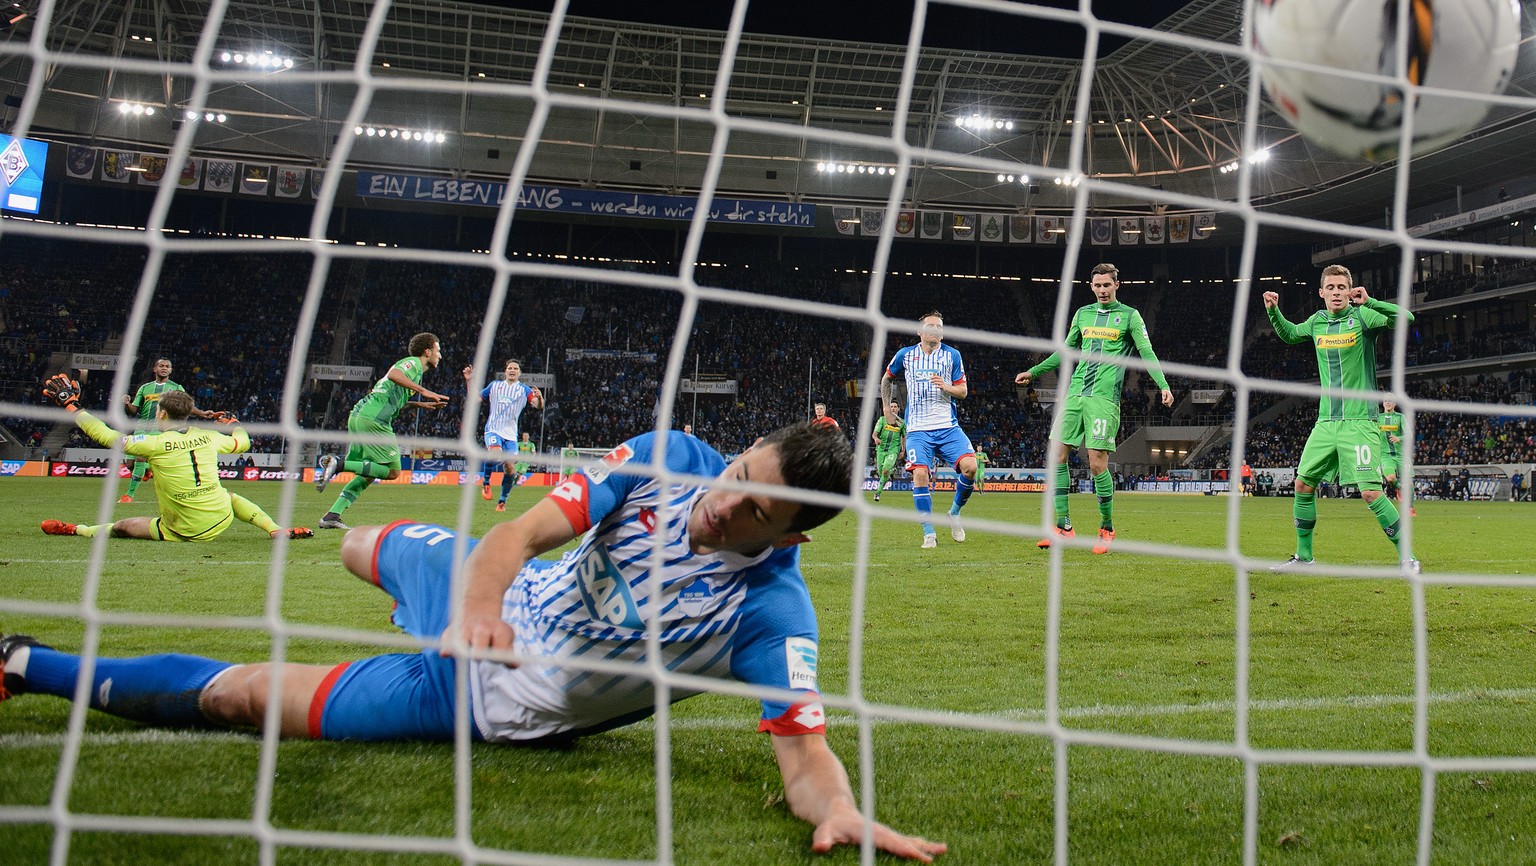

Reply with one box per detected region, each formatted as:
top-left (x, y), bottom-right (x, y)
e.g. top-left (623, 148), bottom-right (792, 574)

top-left (42, 374), bottom-right (82, 411)
top-left (210, 411), bottom-right (238, 425)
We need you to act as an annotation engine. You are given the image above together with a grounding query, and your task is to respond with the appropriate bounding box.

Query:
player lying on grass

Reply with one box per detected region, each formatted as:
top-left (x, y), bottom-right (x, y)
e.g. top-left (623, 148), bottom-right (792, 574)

top-left (38, 373), bottom-right (311, 542)
top-left (1, 421), bottom-right (946, 862)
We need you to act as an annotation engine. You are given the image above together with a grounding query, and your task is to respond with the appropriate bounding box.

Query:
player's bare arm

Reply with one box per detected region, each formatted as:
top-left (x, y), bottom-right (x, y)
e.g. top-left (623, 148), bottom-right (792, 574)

top-left (528, 387), bottom-right (544, 409)
top-left (771, 733), bottom-right (947, 862)
top-left (445, 497), bottom-right (581, 664)
top-left (1262, 291), bottom-right (1279, 308)
top-left (388, 367), bottom-right (450, 407)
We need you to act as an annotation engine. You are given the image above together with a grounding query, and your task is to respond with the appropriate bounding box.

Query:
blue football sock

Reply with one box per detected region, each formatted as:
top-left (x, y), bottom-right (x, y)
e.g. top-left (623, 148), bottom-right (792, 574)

top-left (23, 647), bottom-right (232, 728)
top-left (950, 473), bottom-right (975, 515)
top-left (913, 484), bottom-right (934, 535)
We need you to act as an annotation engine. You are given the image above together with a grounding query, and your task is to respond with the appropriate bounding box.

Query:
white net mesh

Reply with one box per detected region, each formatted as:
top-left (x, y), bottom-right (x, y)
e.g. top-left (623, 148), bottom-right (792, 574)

top-left (2, 0), bottom-right (1536, 863)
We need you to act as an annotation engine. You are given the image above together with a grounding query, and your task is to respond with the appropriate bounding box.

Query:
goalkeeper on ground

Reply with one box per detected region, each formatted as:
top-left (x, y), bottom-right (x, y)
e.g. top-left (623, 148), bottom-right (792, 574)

top-left (39, 373), bottom-right (312, 542)
top-left (871, 399), bottom-right (905, 502)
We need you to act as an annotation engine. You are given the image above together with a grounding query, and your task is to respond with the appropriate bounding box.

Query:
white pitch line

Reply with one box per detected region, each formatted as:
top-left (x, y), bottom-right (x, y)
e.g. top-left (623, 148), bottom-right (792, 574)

top-left (5, 686), bottom-right (1533, 748)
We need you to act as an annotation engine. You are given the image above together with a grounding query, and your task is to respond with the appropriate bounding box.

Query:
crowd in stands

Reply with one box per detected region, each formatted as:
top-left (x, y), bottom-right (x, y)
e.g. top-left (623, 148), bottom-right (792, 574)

top-left (3, 237), bottom-right (1532, 477)
top-left (1404, 321), bottom-right (1536, 367)
top-left (1416, 257), bottom-right (1536, 302)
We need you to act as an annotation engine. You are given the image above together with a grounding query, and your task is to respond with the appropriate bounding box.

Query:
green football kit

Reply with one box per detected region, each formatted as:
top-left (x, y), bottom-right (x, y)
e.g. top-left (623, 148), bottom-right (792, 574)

top-left (1268, 297), bottom-right (1415, 564)
top-left (326, 355), bottom-right (430, 519)
top-left (1377, 410), bottom-right (1404, 477)
top-left (1026, 300), bottom-right (1169, 534)
top-left (515, 439), bottom-right (536, 475)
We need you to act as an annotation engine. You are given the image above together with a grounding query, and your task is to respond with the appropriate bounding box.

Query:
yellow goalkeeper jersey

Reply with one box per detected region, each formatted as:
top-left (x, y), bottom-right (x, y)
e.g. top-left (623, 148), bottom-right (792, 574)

top-left (76, 411), bottom-right (251, 540)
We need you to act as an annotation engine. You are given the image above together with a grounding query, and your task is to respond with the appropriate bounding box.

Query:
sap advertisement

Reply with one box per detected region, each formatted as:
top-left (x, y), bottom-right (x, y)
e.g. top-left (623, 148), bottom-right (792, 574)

top-left (0, 134), bottom-right (48, 214)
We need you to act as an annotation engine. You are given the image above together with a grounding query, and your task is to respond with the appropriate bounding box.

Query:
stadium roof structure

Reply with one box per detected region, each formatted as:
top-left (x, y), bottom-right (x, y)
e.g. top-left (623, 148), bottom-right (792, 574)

top-left (3, 0), bottom-right (1535, 233)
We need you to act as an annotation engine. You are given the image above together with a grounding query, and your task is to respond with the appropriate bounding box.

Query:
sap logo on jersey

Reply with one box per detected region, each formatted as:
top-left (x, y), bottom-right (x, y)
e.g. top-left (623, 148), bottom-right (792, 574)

top-left (585, 443), bottom-right (635, 485)
top-left (576, 546), bottom-right (643, 629)
top-left (785, 636), bottom-right (819, 690)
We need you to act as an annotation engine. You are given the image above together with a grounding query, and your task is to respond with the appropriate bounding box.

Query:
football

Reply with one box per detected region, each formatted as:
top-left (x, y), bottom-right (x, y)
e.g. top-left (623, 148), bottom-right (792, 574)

top-left (1253, 0), bottom-right (1522, 161)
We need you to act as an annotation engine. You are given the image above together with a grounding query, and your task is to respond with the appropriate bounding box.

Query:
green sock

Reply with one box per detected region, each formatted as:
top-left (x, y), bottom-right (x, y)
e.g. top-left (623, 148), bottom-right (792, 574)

top-left (1367, 495), bottom-right (1410, 557)
top-left (75, 523), bottom-right (105, 538)
top-left (329, 476), bottom-right (373, 516)
top-left (1053, 463), bottom-right (1072, 530)
top-left (1293, 492), bottom-right (1317, 561)
top-left (343, 459), bottom-right (394, 480)
top-left (125, 461), bottom-right (147, 496)
top-left (230, 493), bottom-right (279, 534)
top-left (1093, 471), bottom-right (1114, 531)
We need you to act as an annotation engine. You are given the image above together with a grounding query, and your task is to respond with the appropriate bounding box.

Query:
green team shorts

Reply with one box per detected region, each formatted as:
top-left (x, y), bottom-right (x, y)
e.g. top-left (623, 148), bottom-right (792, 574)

top-left (345, 414), bottom-right (402, 472)
top-left (876, 447), bottom-right (900, 474)
top-left (1057, 395), bottom-right (1121, 452)
top-left (1297, 420), bottom-right (1384, 490)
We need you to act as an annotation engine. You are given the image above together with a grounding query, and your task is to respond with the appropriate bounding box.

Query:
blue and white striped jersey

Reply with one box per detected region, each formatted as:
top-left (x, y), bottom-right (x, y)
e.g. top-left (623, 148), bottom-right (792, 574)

top-left (472, 431), bottom-right (826, 742)
top-left (887, 343), bottom-right (966, 432)
top-left (478, 379), bottom-right (534, 440)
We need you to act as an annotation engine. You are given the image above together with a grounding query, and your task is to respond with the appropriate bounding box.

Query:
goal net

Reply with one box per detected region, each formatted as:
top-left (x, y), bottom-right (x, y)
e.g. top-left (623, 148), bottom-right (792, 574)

top-left (2, 0), bottom-right (1535, 863)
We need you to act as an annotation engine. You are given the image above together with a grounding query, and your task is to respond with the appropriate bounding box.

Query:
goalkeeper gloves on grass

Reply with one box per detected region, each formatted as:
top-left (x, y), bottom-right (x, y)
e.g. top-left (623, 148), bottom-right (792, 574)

top-left (42, 374), bottom-right (81, 412)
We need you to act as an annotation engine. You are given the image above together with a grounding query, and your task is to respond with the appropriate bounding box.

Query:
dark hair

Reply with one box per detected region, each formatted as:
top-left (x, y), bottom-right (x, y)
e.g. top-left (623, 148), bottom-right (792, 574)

top-left (505, 358), bottom-right (523, 368)
top-left (919, 310), bottom-right (943, 323)
top-left (408, 332), bottom-right (439, 357)
top-left (1090, 263), bottom-right (1119, 281)
top-left (158, 390), bottom-right (195, 421)
top-left (759, 421), bottom-right (852, 532)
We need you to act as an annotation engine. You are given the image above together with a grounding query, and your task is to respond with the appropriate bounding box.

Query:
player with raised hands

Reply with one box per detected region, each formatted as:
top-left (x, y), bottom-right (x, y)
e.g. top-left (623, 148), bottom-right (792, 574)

top-left (39, 373), bottom-right (310, 542)
top-left (1263, 266), bottom-right (1418, 572)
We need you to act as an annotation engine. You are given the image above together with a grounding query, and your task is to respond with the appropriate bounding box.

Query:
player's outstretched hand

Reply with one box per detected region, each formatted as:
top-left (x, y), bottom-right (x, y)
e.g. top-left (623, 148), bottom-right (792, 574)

top-left (441, 613), bottom-right (517, 667)
top-left (1160, 389), bottom-right (1174, 408)
top-left (42, 373), bottom-right (82, 410)
top-left (417, 389), bottom-right (451, 410)
top-left (1014, 371), bottom-right (1032, 386)
top-left (461, 364), bottom-right (474, 382)
top-left (210, 411), bottom-right (239, 425)
top-left (1262, 291), bottom-right (1279, 309)
top-left (529, 387), bottom-right (543, 409)
top-left (811, 811), bottom-right (947, 863)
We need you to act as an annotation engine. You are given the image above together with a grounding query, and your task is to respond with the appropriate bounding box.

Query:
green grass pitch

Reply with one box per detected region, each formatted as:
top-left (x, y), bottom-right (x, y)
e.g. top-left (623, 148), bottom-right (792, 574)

top-left (2, 476), bottom-right (1534, 864)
